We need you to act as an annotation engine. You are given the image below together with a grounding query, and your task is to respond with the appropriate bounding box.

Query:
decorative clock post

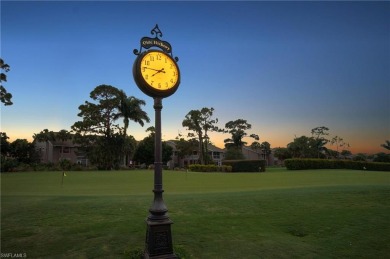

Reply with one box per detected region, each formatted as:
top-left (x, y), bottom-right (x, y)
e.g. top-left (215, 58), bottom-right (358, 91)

top-left (132, 24), bottom-right (180, 259)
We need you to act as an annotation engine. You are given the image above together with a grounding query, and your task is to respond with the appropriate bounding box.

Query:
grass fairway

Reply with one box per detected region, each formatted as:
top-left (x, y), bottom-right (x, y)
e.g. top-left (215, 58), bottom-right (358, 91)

top-left (1, 169), bottom-right (389, 258)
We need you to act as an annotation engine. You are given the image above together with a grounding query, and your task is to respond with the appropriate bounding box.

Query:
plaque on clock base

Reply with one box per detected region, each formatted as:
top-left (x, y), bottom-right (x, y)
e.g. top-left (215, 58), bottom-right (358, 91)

top-left (144, 218), bottom-right (177, 259)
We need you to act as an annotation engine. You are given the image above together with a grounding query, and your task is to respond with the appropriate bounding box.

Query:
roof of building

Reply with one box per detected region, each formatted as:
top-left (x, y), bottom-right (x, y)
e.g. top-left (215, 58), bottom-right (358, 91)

top-left (166, 140), bottom-right (225, 153)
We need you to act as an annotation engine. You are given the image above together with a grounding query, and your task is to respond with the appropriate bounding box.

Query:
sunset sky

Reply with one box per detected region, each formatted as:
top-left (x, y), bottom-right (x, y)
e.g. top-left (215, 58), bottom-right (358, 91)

top-left (1, 1), bottom-right (389, 154)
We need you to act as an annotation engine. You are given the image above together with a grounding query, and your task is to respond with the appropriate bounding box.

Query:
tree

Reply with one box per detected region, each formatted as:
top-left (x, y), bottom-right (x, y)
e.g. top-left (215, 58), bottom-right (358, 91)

top-left (341, 150), bottom-right (352, 158)
top-left (10, 139), bottom-right (40, 164)
top-left (287, 135), bottom-right (318, 158)
top-left (123, 135), bottom-right (137, 166)
top-left (133, 127), bottom-right (155, 165)
top-left (224, 119), bottom-right (259, 148)
top-left (57, 129), bottom-right (72, 142)
top-left (353, 153), bottom-right (367, 162)
top-left (162, 142), bottom-right (174, 165)
top-left (311, 126), bottom-right (329, 140)
top-left (0, 58), bottom-right (13, 106)
top-left (326, 149), bottom-right (339, 159)
top-left (1, 132), bottom-right (11, 156)
top-left (330, 136), bottom-right (350, 158)
top-left (132, 127), bottom-right (173, 166)
top-left (115, 90), bottom-right (149, 165)
top-left (116, 90), bottom-right (150, 137)
top-left (71, 85), bottom-right (139, 169)
top-left (311, 126), bottom-right (329, 158)
top-left (72, 85), bottom-right (122, 138)
top-left (0, 132), bottom-right (15, 172)
top-left (224, 147), bottom-right (245, 160)
top-left (182, 107), bottom-right (220, 164)
top-left (224, 119), bottom-right (259, 160)
top-left (373, 152), bottom-right (390, 163)
top-left (273, 147), bottom-right (292, 163)
top-left (381, 140), bottom-right (390, 151)
top-left (250, 141), bottom-right (271, 162)
top-left (250, 141), bottom-right (262, 152)
top-left (174, 136), bottom-right (198, 161)
top-left (261, 141), bottom-right (272, 164)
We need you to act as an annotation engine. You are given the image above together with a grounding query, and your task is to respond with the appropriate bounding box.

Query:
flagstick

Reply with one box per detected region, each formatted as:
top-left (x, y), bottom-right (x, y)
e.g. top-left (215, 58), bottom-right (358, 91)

top-left (61, 171), bottom-right (64, 187)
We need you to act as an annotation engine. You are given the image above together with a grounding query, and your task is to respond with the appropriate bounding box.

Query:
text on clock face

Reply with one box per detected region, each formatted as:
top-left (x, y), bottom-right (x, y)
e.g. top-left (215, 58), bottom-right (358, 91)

top-left (140, 52), bottom-right (179, 90)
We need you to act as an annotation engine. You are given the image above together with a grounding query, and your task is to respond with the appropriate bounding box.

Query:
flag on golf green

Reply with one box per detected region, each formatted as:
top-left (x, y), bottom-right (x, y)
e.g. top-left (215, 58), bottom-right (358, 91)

top-left (63, 172), bottom-right (67, 177)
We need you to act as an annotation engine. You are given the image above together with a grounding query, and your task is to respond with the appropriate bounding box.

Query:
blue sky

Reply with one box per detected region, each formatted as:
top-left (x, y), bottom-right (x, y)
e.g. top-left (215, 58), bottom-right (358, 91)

top-left (1, 1), bottom-right (389, 154)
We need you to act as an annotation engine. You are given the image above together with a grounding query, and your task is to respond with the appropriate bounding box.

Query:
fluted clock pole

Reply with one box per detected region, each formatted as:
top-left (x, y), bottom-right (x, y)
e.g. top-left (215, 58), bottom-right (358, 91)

top-left (148, 97), bottom-right (167, 220)
top-left (144, 97), bottom-right (176, 259)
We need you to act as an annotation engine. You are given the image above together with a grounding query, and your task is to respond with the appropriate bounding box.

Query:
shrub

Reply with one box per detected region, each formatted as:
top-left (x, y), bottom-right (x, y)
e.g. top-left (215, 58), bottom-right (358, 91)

top-left (13, 163), bottom-right (34, 172)
top-left (222, 160), bottom-right (266, 172)
top-left (373, 153), bottom-right (390, 163)
top-left (59, 159), bottom-right (72, 171)
top-left (188, 164), bottom-right (232, 173)
top-left (71, 164), bottom-right (84, 171)
top-left (1, 155), bottom-right (18, 172)
top-left (285, 158), bottom-right (390, 171)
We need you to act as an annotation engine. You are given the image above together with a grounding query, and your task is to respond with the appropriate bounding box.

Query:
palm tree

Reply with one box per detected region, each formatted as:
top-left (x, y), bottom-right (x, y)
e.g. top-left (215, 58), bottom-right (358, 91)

top-left (117, 90), bottom-right (150, 137)
top-left (381, 140), bottom-right (390, 151)
top-left (116, 90), bottom-right (150, 166)
top-left (261, 141), bottom-right (271, 164)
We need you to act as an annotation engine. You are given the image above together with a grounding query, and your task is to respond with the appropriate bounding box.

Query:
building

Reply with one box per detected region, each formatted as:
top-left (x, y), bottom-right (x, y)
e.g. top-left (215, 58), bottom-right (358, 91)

top-left (242, 146), bottom-right (262, 160)
top-left (34, 139), bottom-right (88, 166)
top-left (34, 136), bottom-right (271, 169)
top-left (165, 140), bottom-right (272, 168)
top-left (242, 146), bottom-right (275, 166)
top-left (165, 140), bottom-right (226, 169)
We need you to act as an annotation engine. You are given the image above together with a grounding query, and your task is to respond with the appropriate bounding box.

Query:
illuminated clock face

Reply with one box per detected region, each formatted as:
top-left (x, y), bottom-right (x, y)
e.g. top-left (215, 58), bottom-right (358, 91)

top-left (139, 50), bottom-right (179, 91)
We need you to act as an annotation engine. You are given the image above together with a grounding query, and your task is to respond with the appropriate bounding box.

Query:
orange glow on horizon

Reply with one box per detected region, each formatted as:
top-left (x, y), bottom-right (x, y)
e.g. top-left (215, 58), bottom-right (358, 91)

top-left (3, 127), bottom-right (388, 156)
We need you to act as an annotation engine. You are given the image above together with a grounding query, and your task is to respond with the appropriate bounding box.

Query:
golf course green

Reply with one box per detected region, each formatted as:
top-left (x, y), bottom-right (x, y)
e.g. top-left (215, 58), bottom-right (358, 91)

top-left (1, 168), bottom-right (389, 258)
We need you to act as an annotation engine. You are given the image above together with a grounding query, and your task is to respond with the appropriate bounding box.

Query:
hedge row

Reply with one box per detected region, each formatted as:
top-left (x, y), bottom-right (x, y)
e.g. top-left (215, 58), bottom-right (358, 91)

top-left (188, 164), bottom-right (232, 172)
top-left (285, 158), bottom-right (390, 171)
top-left (222, 160), bottom-right (266, 172)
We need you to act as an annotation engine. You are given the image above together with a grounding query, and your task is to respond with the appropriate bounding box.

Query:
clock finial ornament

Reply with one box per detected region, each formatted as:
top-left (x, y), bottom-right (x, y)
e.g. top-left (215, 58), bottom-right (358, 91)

top-left (151, 24), bottom-right (163, 38)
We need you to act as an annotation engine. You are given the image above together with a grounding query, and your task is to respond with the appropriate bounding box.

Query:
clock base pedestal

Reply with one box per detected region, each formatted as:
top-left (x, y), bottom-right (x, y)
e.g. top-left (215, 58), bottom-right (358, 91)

top-left (144, 218), bottom-right (177, 259)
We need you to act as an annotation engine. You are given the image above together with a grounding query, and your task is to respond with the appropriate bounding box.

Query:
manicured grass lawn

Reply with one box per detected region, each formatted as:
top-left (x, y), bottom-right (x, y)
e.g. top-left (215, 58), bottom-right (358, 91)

top-left (1, 168), bottom-right (389, 258)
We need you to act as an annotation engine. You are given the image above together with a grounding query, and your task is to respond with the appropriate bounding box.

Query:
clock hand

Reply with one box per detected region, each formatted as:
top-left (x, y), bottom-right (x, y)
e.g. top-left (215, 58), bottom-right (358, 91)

top-left (151, 68), bottom-right (165, 77)
top-left (143, 67), bottom-right (161, 72)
